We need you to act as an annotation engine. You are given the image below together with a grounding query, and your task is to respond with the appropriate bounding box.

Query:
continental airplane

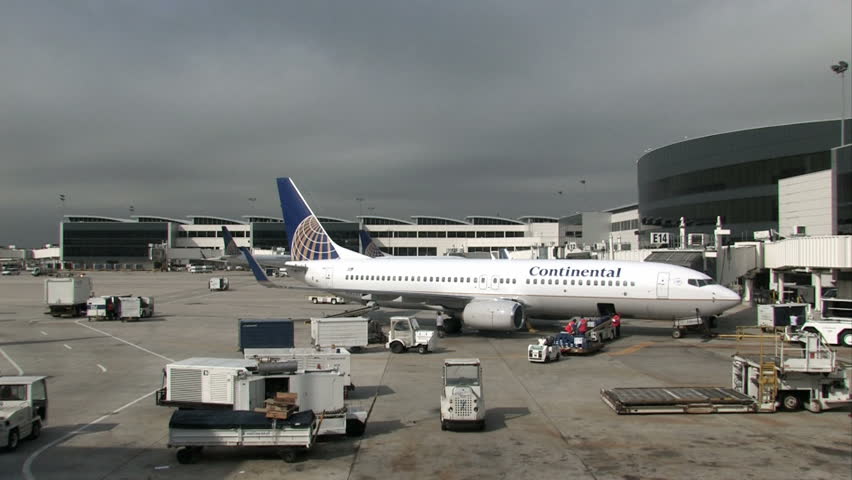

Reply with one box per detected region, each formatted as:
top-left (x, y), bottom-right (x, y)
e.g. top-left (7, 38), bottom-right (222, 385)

top-left (244, 177), bottom-right (741, 334)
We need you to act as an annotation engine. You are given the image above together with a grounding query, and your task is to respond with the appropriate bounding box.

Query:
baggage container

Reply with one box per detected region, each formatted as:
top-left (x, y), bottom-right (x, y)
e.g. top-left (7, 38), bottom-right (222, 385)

top-left (310, 317), bottom-right (369, 352)
top-left (239, 318), bottom-right (295, 351)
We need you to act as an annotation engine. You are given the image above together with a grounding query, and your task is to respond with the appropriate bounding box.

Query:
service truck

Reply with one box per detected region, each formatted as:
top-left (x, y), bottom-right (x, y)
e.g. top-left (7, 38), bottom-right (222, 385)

top-left (440, 359), bottom-right (485, 431)
top-left (0, 376), bottom-right (48, 451)
top-left (307, 295), bottom-right (346, 305)
top-left (208, 277), bottom-right (229, 291)
top-left (156, 357), bottom-right (367, 437)
top-left (386, 316), bottom-right (436, 354)
top-left (118, 296), bottom-right (154, 321)
top-left (45, 276), bottom-right (93, 317)
top-left (528, 337), bottom-right (561, 363)
top-left (310, 317), bottom-right (369, 352)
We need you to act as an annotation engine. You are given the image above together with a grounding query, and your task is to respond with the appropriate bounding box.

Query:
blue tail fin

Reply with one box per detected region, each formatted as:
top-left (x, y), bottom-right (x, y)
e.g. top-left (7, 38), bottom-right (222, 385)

top-left (221, 226), bottom-right (241, 257)
top-left (359, 230), bottom-right (388, 258)
top-left (222, 227), bottom-right (281, 288)
top-left (277, 177), bottom-right (364, 260)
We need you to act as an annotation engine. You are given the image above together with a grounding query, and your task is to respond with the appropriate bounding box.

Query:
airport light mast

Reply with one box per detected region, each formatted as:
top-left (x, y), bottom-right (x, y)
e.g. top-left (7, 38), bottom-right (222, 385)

top-left (831, 60), bottom-right (848, 146)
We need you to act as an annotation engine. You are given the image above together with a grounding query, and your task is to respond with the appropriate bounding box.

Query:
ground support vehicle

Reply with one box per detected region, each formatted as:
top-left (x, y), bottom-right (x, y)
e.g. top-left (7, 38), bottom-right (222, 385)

top-left (440, 359), bottom-right (485, 431)
top-left (243, 347), bottom-right (353, 392)
top-left (732, 332), bottom-right (851, 413)
top-left (386, 316), bottom-right (436, 354)
top-left (310, 317), bottom-right (369, 352)
top-left (156, 357), bottom-right (367, 437)
top-left (308, 295), bottom-right (345, 305)
top-left (600, 386), bottom-right (757, 414)
top-left (239, 319), bottom-right (295, 351)
top-left (585, 316), bottom-right (616, 342)
top-left (553, 332), bottom-right (603, 355)
top-left (118, 296), bottom-right (154, 321)
top-left (528, 337), bottom-right (561, 363)
top-left (45, 276), bottom-right (93, 317)
top-left (757, 303), bottom-right (811, 332)
top-left (87, 296), bottom-right (119, 321)
top-left (209, 277), bottom-right (229, 291)
top-left (167, 409), bottom-right (318, 464)
top-left (0, 376), bottom-right (48, 451)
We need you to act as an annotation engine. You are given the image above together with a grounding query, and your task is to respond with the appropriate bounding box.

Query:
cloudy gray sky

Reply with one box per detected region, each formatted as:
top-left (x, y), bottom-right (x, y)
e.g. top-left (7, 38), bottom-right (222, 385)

top-left (1, 1), bottom-right (850, 246)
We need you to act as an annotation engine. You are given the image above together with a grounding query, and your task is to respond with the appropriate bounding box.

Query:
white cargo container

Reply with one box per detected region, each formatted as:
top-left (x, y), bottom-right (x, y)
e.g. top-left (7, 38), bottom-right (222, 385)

top-left (118, 296), bottom-right (154, 321)
top-left (158, 357), bottom-right (366, 437)
top-left (310, 317), bottom-right (369, 352)
top-left (243, 347), bottom-right (353, 390)
top-left (209, 277), bottom-right (229, 291)
top-left (45, 276), bottom-right (94, 317)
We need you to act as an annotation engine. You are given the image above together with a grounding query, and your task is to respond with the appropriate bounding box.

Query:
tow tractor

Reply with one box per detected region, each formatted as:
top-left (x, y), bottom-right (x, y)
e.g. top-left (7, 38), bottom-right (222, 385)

top-left (527, 337), bottom-right (561, 363)
top-left (0, 376), bottom-right (48, 451)
top-left (386, 316), bottom-right (436, 354)
top-left (440, 359), bottom-right (485, 431)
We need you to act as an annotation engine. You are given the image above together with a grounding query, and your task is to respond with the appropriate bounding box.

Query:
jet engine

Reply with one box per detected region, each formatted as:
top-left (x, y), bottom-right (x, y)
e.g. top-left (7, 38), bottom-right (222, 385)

top-left (461, 300), bottom-right (526, 331)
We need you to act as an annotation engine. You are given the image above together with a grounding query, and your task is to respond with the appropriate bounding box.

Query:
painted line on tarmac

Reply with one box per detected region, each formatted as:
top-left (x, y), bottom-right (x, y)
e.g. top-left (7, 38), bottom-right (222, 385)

top-left (40, 331), bottom-right (47, 336)
top-left (22, 389), bottom-right (158, 480)
top-left (608, 341), bottom-right (655, 356)
top-left (0, 346), bottom-right (24, 375)
top-left (74, 320), bottom-right (175, 363)
top-left (97, 364), bottom-right (107, 373)
top-left (63, 344), bottom-right (72, 350)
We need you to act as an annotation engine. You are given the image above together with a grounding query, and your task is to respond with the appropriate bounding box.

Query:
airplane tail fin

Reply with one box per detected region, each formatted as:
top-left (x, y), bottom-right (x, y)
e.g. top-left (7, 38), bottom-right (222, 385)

top-left (276, 177), bottom-right (366, 261)
top-left (222, 227), bottom-right (281, 288)
top-left (359, 230), bottom-right (388, 258)
top-left (221, 226), bottom-right (241, 257)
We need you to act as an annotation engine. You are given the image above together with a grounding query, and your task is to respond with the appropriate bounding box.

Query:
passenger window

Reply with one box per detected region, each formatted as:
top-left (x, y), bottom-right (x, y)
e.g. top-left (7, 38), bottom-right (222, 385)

top-left (594, 280), bottom-right (598, 286)
top-left (512, 279), bottom-right (516, 284)
top-left (630, 281), bottom-right (635, 287)
top-left (615, 280), bottom-right (620, 286)
top-left (473, 278), bottom-right (477, 283)
top-left (526, 279), bottom-right (530, 284)
top-left (533, 279), bottom-right (538, 285)
top-left (586, 280), bottom-right (591, 286)
top-left (571, 280), bottom-right (575, 286)
top-left (608, 280), bottom-right (613, 286)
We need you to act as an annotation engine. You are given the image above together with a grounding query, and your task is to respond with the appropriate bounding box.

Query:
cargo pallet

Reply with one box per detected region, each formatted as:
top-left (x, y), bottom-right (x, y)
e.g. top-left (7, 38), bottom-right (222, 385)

top-left (600, 387), bottom-right (757, 414)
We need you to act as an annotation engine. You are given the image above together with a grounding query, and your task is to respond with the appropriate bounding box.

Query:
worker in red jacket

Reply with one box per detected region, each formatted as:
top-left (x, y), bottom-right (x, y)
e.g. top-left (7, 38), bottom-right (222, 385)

top-left (578, 318), bottom-right (589, 335)
top-left (612, 314), bottom-right (621, 338)
top-left (564, 319), bottom-right (577, 334)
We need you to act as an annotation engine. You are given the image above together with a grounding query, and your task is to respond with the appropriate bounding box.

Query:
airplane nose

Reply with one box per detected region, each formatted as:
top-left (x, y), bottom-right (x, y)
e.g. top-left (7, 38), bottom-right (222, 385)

top-left (717, 287), bottom-right (741, 307)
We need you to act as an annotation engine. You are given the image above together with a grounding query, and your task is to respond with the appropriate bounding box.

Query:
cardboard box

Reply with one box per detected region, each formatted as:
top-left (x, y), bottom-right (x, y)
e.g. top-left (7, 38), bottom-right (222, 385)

top-left (274, 392), bottom-right (298, 405)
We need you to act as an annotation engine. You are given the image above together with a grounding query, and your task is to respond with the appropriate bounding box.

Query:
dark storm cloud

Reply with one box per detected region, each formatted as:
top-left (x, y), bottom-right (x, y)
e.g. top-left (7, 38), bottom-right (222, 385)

top-left (1, 1), bottom-right (849, 245)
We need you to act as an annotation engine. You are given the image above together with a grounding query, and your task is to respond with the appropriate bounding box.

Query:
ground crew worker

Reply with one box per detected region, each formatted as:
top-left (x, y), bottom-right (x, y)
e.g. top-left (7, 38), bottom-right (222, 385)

top-left (436, 311), bottom-right (445, 337)
top-left (578, 317), bottom-right (589, 335)
top-left (612, 314), bottom-right (621, 338)
top-left (564, 319), bottom-right (577, 334)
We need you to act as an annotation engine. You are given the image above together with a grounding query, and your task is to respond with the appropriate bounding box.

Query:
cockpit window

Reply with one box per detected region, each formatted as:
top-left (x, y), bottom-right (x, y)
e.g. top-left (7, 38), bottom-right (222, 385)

top-left (688, 278), bottom-right (716, 287)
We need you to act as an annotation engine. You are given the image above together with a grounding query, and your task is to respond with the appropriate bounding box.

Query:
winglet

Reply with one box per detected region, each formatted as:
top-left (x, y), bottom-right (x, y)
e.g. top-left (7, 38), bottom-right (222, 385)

top-left (222, 227), bottom-right (282, 288)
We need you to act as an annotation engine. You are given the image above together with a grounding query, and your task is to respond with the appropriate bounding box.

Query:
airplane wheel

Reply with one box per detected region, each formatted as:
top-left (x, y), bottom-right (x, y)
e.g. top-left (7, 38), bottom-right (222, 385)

top-left (672, 329), bottom-right (684, 339)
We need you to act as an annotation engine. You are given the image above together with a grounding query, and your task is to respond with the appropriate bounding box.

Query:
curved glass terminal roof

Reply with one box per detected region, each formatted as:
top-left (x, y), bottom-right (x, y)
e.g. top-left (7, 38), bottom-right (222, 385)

top-left (132, 215), bottom-right (190, 224)
top-left (517, 216), bottom-right (558, 223)
top-left (410, 216), bottom-right (469, 225)
top-left (357, 216), bottom-right (414, 225)
top-left (317, 216), bottom-right (353, 223)
top-left (464, 216), bottom-right (524, 225)
top-left (186, 216), bottom-right (245, 225)
top-left (64, 215), bottom-right (131, 223)
top-left (243, 216), bottom-right (283, 223)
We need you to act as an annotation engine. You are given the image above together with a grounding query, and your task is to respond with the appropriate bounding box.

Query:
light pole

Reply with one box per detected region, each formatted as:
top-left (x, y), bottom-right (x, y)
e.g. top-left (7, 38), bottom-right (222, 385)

top-left (355, 197), bottom-right (364, 217)
top-left (831, 60), bottom-right (848, 146)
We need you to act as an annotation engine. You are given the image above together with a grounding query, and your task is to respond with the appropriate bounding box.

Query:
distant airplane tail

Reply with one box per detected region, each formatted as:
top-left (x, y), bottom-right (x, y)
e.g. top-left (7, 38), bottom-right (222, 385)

top-left (222, 227), bottom-right (281, 288)
top-left (221, 226), bottom-right (241, 257)
top-left (359, 230), bottom-right (388, 258)
top-left (277, 177), bottom-right (365, 261)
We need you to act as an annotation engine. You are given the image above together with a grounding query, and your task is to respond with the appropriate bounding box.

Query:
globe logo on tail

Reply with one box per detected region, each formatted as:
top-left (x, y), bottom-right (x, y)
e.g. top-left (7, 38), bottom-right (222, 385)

top-left (364, 241), bottom-right (384, 258)
top-left (291, 216), bottom-right (339, 260)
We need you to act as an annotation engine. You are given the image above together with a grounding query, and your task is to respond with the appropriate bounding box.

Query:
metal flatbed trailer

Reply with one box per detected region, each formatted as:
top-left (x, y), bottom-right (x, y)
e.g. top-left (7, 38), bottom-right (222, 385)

top-left (167, 409), bottom-right (319, 464)
top-left (600, 387), bottom-right (757, 414)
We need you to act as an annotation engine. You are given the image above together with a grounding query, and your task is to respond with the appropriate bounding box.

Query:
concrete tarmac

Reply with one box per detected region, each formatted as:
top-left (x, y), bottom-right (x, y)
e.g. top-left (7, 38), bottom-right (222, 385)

top-left (0, 272), bottom-right (849, 480)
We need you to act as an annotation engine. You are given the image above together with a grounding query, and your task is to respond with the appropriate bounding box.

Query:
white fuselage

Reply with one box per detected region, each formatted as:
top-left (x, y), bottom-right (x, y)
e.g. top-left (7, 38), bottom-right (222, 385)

top-left (289, 258), bottom-right (741, 320)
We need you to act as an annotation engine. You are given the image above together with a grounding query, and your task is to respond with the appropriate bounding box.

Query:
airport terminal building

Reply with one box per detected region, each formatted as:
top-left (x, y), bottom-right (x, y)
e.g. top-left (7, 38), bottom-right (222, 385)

top-left (16, 119), bottom-right (847, 274)
top-left (638, 119), bottom-right (851, 247)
